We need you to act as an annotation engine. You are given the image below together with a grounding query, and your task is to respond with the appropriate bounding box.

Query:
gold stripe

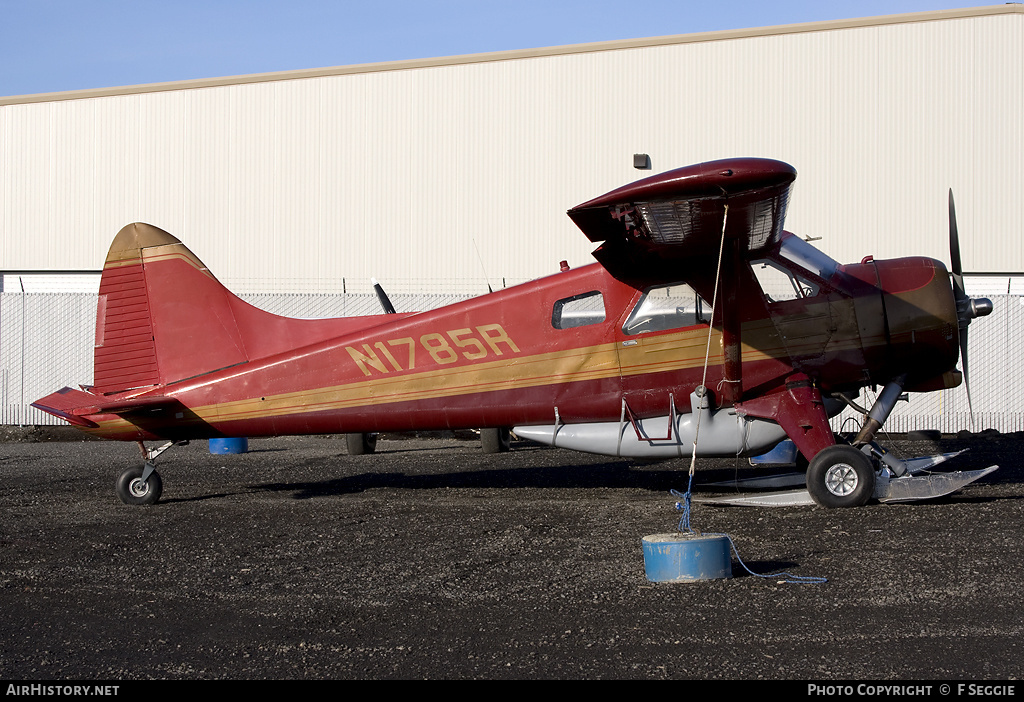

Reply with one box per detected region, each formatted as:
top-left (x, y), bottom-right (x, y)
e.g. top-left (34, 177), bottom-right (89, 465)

top-left (206, 341), bottom-right (624, 422)
top-left (104, 244), bottom-right (210, 275)
top-left (87, 316), bottom-right (884, 433)
top-left (175, 326), bottom-right (776, 423)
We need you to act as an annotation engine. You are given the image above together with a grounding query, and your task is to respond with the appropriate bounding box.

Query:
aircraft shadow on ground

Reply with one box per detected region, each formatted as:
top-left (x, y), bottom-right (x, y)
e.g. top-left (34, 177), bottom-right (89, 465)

top-left (248, 461), bottom-right (705, 498)
top-left (161, 438), bottom-right (1016, 503)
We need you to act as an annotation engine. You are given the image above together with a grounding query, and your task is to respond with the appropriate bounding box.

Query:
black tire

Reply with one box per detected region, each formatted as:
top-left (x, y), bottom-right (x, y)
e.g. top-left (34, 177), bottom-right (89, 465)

top-left (480, 427), bottom-right (511, 454)
top-left (115, 466), bottom-right (163, 506)
top-left (346, 432), bottom-right (377, 455)
top-left (806, 445), bottom-right (875, 508)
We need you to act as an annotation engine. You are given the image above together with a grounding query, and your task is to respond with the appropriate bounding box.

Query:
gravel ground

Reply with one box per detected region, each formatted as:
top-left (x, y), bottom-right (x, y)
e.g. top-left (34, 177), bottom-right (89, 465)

top-left (0, 429), bottom-right (1020, 680)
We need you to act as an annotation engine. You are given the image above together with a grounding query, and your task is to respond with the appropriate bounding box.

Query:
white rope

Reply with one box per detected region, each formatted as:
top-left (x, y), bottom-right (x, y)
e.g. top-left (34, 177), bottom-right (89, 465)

top-left (688, 204), bottom-right (729, 478)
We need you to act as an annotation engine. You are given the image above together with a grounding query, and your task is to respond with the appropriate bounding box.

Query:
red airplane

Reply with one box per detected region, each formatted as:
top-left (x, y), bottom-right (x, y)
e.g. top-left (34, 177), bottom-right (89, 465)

top-left (33, 158), bottom-right (996, 508)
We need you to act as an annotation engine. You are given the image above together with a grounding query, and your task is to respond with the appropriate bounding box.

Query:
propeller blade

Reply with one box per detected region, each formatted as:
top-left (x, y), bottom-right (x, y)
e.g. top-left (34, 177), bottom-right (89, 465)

top-left (960, 325), bottom-right (975, 426)
top-left (949, 188), bottom-right (982, 429)
top-left (371, 277), bottom-right (396, 314)
top-left (949, 189), bottom-right (966, 301)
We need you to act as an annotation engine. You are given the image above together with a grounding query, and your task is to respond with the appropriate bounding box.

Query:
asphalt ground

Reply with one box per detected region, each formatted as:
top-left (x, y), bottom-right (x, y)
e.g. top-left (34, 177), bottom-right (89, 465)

top-left (0, 429), bottom-right (1021, 681)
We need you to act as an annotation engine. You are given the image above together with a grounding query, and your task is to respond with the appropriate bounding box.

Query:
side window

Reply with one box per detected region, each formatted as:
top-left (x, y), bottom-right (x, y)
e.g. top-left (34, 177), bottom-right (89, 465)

top-left (552, 291), bottom-right (606, 329)
top-left (622, 283), bottom-right (708, 335)
top-left (750, 259), bottom-right (819, 303)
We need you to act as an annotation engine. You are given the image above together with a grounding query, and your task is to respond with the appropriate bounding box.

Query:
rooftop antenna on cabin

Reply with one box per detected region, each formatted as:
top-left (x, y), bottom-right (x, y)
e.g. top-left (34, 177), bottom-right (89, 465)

top-left (472, 239), bottom-right (494, 293)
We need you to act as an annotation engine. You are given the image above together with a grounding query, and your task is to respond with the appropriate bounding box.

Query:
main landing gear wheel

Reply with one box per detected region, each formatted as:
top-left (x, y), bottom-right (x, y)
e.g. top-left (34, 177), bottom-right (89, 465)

top-left (115, 465), bottom-right (163, 506)
top-left (346, 432), bottom-right (378, 455)
top-left (806, 445), bottom-right (875, 508)
top-left (480, 427), bottom-right (511, 454)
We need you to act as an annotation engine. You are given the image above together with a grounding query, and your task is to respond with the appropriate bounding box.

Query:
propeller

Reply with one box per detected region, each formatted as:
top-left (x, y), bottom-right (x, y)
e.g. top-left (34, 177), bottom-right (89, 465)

top-left (949, 190), bottom-right (964, 298)
top-left (371, 277), bottom-right (397, 315)
top-left (948, 189), bottom-right (993, 425)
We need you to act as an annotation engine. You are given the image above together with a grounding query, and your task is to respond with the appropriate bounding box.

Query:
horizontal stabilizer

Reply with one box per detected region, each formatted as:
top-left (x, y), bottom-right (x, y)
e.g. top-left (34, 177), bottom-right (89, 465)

top-left (31, 388), bottom-right (102, 428)
top-left (32, 387), bottom-right (176, 426)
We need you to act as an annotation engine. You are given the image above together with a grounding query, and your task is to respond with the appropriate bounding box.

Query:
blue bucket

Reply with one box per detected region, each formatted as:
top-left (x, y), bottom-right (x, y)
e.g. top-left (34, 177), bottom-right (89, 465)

top-left (209, 437), bottom-right (249, 454)
top-left (642, 533), bottom-right (732, 582)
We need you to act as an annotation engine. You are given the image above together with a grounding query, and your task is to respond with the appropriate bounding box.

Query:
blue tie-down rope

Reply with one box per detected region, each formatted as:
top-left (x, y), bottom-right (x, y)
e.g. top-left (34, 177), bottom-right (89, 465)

top-left (671, 475), bottom-right (697, 533)
top-left (670, 487), bottom-right (827, 585)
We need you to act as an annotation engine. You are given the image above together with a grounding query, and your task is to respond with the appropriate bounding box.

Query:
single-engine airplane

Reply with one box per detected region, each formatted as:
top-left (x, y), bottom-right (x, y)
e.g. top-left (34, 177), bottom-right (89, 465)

top-left (34, 158), bottom-right (997, 508)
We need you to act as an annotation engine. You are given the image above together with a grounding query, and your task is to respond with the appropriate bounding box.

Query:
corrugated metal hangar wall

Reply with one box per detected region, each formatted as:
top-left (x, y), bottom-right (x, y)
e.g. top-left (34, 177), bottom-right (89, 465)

top-left (2, 5), bottom-right (1022, 295)
top-left (1, 5), bottom-right (1023, 429)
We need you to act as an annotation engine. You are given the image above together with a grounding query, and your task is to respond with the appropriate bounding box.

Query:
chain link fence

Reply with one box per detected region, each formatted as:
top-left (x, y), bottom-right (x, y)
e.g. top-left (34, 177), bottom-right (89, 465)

top-left (0, 292), bottom-right (469, 426)
top-left (3, 292), bottom-right (1021, 433)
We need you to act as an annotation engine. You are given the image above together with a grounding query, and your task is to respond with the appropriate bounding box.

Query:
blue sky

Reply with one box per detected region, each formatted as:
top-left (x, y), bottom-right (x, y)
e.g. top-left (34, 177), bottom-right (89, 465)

top-left (0, 0), bottom-right (993, 97)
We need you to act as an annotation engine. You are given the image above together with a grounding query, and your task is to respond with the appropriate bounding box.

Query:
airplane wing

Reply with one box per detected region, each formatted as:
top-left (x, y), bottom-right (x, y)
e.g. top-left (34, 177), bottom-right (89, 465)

top-left (567, 158), bottom-right (796, 275)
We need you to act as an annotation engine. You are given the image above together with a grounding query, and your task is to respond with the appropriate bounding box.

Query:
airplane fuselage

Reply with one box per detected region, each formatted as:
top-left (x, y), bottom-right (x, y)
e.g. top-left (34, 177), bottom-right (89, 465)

top-left (76, 234), bottom-right (960, 448)
top-left (33, 158), bottom-right (995, 507)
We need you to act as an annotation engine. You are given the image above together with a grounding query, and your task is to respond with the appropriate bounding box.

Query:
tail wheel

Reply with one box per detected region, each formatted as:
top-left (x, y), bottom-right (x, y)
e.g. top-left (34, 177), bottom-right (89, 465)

top-left (481, 427), bottom-right (511, 454)
top-left (806, 445), bottom-right (875, 508)
top-left (346, 432), bottom-right (378, 455)
top-left (115, 466), bottom-right (163, 506)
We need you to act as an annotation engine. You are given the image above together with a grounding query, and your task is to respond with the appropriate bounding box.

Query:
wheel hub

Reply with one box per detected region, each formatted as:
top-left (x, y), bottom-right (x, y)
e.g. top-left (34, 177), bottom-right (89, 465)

top-left (128, 478), bottom-right (150, 498)
top-left (824, 463), bottom-right (859, 497)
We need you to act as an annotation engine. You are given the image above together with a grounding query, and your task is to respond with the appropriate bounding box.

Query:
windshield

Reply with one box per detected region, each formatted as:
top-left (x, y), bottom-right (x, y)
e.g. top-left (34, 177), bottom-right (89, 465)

top-left (750, 259), bottom-right (819, 302)
top-left (777, 234), bottom-right (839, 282)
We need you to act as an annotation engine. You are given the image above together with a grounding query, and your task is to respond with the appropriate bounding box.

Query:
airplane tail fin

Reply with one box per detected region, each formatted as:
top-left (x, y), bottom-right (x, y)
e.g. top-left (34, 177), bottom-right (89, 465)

top-left (93, 223), bottom-right (248, 393)
top-left (92, 223), bottom-right (406, 396)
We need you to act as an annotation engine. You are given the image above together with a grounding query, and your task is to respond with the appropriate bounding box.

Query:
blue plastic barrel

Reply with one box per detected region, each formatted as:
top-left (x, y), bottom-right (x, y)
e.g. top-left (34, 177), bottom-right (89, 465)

top-left (209, 437), bottom-right (249, 454)
top-left (641, 533), bottom-right (732, 582)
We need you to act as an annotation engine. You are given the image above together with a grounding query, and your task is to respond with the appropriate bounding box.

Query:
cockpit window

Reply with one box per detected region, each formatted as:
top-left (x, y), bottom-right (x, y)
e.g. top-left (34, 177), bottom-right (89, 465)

top-left (750, 259), bottom-right (819, 303)
top-left (552, 291), bottom-right (606, 329)
top-left (622, 283), bottom-right (708, 335)
top-left (750, 235), bottom-right (837, 304)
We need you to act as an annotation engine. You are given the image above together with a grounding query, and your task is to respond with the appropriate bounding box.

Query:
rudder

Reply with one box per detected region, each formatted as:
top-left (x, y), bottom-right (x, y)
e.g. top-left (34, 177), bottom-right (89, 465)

top-left (93, 223), bottom-right (248, 394)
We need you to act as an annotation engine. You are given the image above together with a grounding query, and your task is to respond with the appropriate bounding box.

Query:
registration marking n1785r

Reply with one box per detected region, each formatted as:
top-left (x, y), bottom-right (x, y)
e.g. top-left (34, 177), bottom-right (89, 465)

top-left (346, 324), bottom-right (520, 376)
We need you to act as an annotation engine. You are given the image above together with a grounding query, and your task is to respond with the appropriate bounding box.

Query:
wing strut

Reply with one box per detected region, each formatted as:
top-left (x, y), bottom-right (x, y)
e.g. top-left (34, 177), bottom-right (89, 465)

top-left (686, 204), bottom-right (731, 482)
top-left (720, 236), bottom-right (743, 406)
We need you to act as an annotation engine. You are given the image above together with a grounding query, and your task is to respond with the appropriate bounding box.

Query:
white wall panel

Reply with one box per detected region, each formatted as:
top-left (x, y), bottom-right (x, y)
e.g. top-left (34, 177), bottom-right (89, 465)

top-left (90, 95), bottom-right (143, 248)
top-left (3, 103), bottom-right (55, 267)
top-left (182, 86), bottom-right (232, 264)
top-left (1, 8), bottom-right (1021, 294)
